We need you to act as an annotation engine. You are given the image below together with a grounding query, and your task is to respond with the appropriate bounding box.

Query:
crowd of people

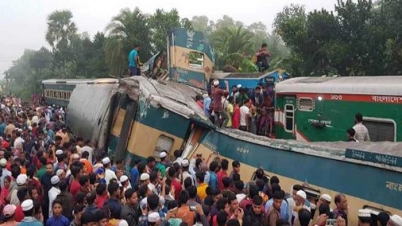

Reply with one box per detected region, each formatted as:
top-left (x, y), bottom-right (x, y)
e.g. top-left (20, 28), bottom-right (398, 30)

top-left (0, 95), bottom-right (399, 226)
top-left (199, 80), bottom-right (275, 138)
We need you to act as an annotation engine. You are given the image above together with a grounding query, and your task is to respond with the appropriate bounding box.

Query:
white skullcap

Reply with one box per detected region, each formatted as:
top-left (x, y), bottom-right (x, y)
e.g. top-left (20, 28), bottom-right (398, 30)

top-left (181, 158), bottom-right (189, 167)
top-left (21, 199), bottom-right (34, 211)
top-left (140, 173), bottom-right (149, 181)
top-left (51, 175), bottom-right (60, 185)
top-left (120, 175), bottom-right (129, 183)
top-left (102, 157), bottom-right (111, 165)
top-left (16, 174), bottom-right (27, 186)
top-left (148, 212), bottom-right (161, 223)
top-left (159, 152), bottom-right (167, 158)
top-left (320, 194), bottom-right (332, 203)
top-left (296, 190), bottom-right (307, 200)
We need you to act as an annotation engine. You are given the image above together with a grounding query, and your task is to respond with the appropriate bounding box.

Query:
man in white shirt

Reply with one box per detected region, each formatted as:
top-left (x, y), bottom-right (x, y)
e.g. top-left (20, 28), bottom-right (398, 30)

top-left (239, 99), bottom-right (251, 132)
top-left (48, 175), bottom-right (61, 217)
top-left (13, 131), bottom-right (24, 150)
top-left (80, 140), bottom-right (94, 163)
top-left (103, 157), bottom-right (117, 185)
top-left (353, 113), bottom-right (370, 142)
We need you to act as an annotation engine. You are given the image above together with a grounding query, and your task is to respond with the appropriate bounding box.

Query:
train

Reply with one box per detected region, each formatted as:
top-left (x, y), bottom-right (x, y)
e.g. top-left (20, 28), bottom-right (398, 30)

top-left (42, 78), bottom-right (119, 108)
top-left (41, 28), bottom-right (402, 225)
top-left (274, 76), bottom-right (402, 142)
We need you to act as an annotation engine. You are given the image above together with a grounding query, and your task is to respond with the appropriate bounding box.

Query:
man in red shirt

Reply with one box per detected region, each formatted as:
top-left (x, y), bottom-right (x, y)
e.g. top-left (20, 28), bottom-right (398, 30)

top-left (217, 159), bottom-right (229, 190)
top-left (167, 167), bottom-right (182, 200)
top-left (69, 166), bottom-right (83, 201)
top-left (211, 80), bottom-right (229, 127)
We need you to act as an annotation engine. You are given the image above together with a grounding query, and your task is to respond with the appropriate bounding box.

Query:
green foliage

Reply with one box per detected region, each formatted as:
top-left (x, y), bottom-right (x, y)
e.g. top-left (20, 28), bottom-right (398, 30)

top-left (5, 7), bottom-right (292, 99)
top-left (149, 9), bottom-right (182, 51)
top-left (105, 7), bottom-right (153, 76)
top-left (194, 15), bottom-right (290, 71)
top-left (274, 0), bottom-right (402, 76)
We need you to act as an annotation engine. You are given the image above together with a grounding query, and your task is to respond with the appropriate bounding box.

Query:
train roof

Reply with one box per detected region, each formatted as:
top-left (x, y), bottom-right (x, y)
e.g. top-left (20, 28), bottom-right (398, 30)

top-left (42, 78), bottom-right (118, 85)
top-left (211, 70), bottom-right (290, 80)
top-left (119, 77), bottom-right (210, 122)
top-left (275, 76), bottom-right (402, 96)
top-left (220, 128), bottom-right (402, 171)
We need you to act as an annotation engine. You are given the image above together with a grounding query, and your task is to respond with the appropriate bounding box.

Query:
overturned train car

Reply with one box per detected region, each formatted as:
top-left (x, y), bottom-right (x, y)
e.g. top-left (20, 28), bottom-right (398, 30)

top-left (66, 76), bottom-right (402, 226)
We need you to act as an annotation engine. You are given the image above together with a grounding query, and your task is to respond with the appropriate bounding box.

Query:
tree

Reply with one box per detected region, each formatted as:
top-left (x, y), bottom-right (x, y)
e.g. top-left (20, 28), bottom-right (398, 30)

top-left (105, 7), bottom-right (152, 76)
top-left (149, 9), bottom-right (182, 51)
top-left (190, 16), bottom-right (214, 35)
top-left (45, 10), bottom-right (78, 52)
top-left (211, 26), bottom-right (254, 69)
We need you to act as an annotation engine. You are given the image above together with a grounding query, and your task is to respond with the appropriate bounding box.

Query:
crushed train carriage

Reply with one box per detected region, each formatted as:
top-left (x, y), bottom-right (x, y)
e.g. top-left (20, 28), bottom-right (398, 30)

top-left (62, 28), bottom-right (402, 226)
top-left (67, 76), bottom-right (402, 226)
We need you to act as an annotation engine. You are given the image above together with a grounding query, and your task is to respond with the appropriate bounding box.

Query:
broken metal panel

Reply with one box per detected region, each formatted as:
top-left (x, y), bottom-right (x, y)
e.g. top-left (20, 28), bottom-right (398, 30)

top-left (67, 83), bottom-right (118, 148)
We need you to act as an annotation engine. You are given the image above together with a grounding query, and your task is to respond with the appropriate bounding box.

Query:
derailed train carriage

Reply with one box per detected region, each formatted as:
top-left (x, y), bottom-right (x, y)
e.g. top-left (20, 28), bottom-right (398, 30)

top-left (67, 76), bottom-right (402, 226)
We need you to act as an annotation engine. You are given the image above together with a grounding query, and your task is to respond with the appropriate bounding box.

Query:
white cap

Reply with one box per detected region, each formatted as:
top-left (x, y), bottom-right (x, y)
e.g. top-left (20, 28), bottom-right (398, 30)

top-left (51, 175), bottom-right (60, 185)
top-left (237, 84), bottom-right (242, 88)
top-left (118, 220), bottom-right (129, 226)
top-left (28, 126), bottom-right (32, 131)
top-left (16, 174), bottom-right (27, 186)
top-left (212, 79), bottom-right (219, 86)
top-left (140, 173), bottom-right (149, 181)
top-left (358, 209), bottom-right (371, 218)
top-left (21, 199), bottom-right (34, 211)
top-left (181, 159), bottom-right (189, 167)
top-left (159, 152), bottom-right (167, 158)
top-left (320, 194), bottom-right (332, 203)
top-left (0, 158), bottom-right (7, 167)
top-left (390, 215), bottom-right (402, 226)
top-left (120, 175), bottom-right (129, 183)
top-left (102, 157), bottom-right (111, 165)
top-left (148, 212), bottom-right (161, 223)
top-left (56, 169), bottom-right (65, 177)
top-left (55, 149), bottom-right (63, 155)
top-left (296, 190), bottom-right (307, 200)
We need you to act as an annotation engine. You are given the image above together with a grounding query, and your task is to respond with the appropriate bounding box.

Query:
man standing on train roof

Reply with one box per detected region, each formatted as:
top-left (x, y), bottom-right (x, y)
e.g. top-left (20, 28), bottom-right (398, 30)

top-left (353, 113), bottom-right (370, 142)
top-left (211, 80), bottom-right (229, 127)
top-left (128, 45), bottom-right (141, 76)
top-left (255, 43), bottom-right (271, 72)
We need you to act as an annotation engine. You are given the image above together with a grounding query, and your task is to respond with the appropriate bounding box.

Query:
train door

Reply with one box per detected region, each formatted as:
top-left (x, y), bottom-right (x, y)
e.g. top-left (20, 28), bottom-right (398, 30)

top-left (181, 121), bottom-right (213, 159)
top-left (107, 94), bottom-right (137, 163)
top-left (275, 95), bottom-right (296, 140)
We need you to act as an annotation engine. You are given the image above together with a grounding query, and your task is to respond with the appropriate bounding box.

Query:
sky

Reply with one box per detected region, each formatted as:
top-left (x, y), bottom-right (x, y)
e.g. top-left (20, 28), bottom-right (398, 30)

top-left (0, 0), bottom-right (337, 78)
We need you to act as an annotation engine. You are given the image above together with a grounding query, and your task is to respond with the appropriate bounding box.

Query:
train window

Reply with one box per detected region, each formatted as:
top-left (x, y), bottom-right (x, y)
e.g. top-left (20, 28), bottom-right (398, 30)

top-left (188, 51), bottom-right (204, 70)
top-left (284, 104), bottom-right (294, 132)
top-left (63, 92), bottom-right (67, 100)
top-left (362, 117), bottom-right (396, 142)
top-left (298, 98), bottom-right (314, 111)
top-left (154, 135), bottom-right (174, 159)
top-left (50, 91), bottom-right (54, 98)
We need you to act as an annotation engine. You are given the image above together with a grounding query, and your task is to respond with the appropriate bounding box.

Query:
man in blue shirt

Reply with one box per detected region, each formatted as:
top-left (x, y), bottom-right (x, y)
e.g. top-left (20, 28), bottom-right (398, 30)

top-left (128, 45), bottom-right (141, 76)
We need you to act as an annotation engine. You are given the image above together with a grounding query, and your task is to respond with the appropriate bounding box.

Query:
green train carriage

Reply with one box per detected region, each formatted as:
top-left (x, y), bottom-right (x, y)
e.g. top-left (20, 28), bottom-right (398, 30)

top-left (42, 79), bottom-right (118, 108)
top-left (274, 76), bottom-right (402, 142)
